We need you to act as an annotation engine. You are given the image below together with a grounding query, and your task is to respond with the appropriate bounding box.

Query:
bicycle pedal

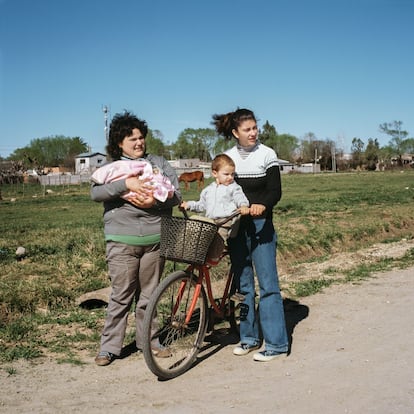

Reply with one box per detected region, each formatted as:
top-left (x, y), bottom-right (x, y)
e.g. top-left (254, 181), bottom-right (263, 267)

top-left (230, 292), bottom-right (245, 302)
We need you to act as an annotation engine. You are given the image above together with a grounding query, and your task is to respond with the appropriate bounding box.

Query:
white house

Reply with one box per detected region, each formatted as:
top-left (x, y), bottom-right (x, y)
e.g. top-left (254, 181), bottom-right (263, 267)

top-left (278, 159), bottom-right (321, 174)
top-left (75, 152), bottom-right (106, 174)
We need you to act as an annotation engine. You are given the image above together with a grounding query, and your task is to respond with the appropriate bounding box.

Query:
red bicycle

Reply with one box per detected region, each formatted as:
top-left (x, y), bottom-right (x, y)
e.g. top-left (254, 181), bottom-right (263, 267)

top-left (142, 211), bottom-right (241, 379)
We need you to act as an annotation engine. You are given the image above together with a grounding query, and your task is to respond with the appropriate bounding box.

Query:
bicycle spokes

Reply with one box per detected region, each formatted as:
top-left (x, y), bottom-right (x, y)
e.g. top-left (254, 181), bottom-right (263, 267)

top-left (142, 271), bottom-right (208, 379)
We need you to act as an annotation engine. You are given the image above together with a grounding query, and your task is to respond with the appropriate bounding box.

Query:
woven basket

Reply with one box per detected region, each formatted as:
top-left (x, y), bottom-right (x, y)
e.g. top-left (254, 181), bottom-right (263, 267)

top-left (160, 216), bottom-right (218, 265)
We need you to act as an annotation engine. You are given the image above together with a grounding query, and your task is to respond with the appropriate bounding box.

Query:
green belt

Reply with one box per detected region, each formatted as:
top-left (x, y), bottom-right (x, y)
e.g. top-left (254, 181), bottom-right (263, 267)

top-left (105, 233), bottom-right (161, 246)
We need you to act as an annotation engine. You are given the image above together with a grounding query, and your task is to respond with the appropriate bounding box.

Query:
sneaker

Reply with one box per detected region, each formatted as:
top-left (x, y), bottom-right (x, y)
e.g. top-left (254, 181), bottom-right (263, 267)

top-left (152, 346), bottom-right (172, 358)
top-left (233, 343), bottom-right (260, 356)
top-left (253, 350), bottom-right (285, 362)
top-left (95, 351), bottom-right (115, 366)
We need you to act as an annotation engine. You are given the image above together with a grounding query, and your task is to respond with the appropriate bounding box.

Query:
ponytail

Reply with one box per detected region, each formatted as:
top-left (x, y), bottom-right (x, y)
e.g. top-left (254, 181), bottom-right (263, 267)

top-left (212, 108), bottom-right (256, 140)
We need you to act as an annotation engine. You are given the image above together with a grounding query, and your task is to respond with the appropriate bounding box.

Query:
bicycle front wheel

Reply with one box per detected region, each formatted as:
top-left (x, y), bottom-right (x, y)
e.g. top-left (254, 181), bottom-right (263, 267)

top-left (142, 270), bottom-right (208, 379)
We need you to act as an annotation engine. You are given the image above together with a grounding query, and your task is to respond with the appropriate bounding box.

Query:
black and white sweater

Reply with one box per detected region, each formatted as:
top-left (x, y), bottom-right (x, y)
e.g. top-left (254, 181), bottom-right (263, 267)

top-left (226, 143), bottom-right (282, 219)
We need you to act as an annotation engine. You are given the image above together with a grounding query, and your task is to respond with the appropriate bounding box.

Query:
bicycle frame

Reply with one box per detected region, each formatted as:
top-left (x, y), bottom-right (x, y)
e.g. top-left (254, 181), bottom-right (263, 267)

top-left (177, 259), bottom-right (233, 328)
top-left (170, 209), bottom-right (239, 327)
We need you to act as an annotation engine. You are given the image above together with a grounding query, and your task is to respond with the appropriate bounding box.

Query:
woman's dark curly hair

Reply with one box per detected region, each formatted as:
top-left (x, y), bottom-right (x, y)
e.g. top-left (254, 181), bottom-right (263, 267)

top-left (106, 110), bottom-right (148, 160)
top-left (211, 108), bottom-right (256, 140)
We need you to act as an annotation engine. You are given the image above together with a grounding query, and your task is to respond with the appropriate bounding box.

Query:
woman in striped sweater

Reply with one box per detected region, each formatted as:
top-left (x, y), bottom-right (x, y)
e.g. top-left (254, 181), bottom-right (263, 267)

top-left (212, 108), bottom-right (289, 362)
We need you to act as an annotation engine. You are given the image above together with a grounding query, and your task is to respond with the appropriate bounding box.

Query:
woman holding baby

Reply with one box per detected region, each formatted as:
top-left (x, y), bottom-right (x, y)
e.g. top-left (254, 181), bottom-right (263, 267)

top-left (91, 110), bottom-right (181, 366)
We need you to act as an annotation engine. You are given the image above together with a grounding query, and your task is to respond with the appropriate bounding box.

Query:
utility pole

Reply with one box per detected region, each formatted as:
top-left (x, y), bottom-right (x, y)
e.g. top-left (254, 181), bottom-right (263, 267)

top-left (331, 142), bottom-right (336, 172)
top-left (103, 105), bottom-right (110, 143)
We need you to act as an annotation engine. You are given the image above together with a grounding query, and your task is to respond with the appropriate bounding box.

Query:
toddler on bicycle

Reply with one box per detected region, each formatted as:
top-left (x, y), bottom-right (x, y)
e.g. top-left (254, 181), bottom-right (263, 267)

top-left (180, 154), bottom-right (250, 263)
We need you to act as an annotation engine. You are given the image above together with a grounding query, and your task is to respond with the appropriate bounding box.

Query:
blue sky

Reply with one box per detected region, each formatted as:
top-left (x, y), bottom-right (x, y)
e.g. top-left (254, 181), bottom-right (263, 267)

top-left (0, 0), bottom-right (413, 158)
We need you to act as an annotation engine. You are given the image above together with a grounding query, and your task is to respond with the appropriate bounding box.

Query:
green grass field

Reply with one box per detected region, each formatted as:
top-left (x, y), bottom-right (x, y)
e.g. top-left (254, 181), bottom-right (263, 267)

top-left (1, 170), bottom-right (414, 363)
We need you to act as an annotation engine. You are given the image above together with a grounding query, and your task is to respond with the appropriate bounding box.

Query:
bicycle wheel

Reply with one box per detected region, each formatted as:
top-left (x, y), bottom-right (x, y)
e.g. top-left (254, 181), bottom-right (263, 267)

top-left (142, 270), bottom-right (208, 379)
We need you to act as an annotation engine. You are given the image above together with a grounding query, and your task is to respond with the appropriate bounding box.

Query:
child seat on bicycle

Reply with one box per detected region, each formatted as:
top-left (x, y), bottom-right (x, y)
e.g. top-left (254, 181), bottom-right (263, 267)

top-left (180, 154), bottom-right (250, 264)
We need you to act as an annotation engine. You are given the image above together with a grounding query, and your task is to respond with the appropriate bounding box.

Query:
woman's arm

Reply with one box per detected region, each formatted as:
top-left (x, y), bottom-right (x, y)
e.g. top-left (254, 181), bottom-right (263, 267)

top-left (90, 179), bottom-right (129, 202)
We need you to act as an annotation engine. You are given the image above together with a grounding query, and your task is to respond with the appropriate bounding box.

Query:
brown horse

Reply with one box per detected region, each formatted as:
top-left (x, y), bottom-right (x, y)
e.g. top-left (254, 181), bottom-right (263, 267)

top-left (178, 171), bottom-right (204, 191)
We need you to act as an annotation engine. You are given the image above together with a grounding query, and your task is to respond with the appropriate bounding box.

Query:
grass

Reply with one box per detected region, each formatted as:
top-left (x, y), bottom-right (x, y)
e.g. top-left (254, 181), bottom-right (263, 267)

top-left (275, 171), bottom-right (414, 266)
top-left (289, 246), bottom-right (414, 297)
top-left (1, 170), bottom-right (414, 363)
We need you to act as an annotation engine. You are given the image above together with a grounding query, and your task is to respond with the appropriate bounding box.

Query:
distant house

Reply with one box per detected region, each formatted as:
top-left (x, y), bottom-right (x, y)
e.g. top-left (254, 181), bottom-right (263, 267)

top-left (295, 163), bottom-right (321, 174)
top-left (75, 152), bottom-right (106, 174)
top-left (169, 158), bottom-right (201, 169)
top-left (168, 158), bottom-right (212, 178)
top-left (278, 159), bottom-right (295, 174)
top-left (278, 159), bottom-right (321, 174)
top-left (391, 153), bottom-right (414, 166)
top-left (42, 166), bottom-right (72, 175)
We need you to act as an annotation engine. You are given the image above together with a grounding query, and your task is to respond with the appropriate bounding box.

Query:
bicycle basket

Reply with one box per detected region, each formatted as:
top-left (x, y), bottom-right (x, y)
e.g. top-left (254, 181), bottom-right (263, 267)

top-left (160, 216), bottom-right (218, 265)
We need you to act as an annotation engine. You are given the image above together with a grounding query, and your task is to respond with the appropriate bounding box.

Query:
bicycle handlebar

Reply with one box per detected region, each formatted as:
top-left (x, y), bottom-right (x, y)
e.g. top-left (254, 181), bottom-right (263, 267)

top-left (178, 205), bottom-right (190, 220)
top-left (214, 210), bottom-right (241, 227)
top-left (178, 207), bottom-right (241, 228)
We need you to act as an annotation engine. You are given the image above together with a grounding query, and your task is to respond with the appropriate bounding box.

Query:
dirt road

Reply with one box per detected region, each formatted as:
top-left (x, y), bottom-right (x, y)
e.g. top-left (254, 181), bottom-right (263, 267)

top-left (1, 266), bottom-right (413, 414)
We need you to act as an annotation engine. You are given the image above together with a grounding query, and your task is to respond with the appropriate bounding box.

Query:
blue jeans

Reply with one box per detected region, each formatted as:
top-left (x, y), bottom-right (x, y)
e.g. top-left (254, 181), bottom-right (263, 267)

top-left (228, 217), bottom-right (288, 353)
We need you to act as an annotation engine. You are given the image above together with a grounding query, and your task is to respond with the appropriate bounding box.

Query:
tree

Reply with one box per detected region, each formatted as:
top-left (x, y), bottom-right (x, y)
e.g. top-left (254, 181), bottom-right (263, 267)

top-left (172, 130), bottom-right (198, 159)
top-left (8, 136), bottom-right (88, 172)
top-left (146, 129), bottom-right (166, 158)
top-left (196, 128), bottom-right (219, 159)
top-left (351, 137), bottom-right (365, 169)
top-left (318, 139), bottom-right (336, 171)
top-left (298, 132), bottom-right (318, 163)
top-left (403, 138), bottom-right (414, 153)
top-left (259, 121), bottom-right (298, 161)
top-left (365, 138), bottom-right (380, 171)
top-left (378, 145), bottom-right (394, 170)
top-left (274, 134), bottom-right (299, 161)
top-left (259, 121), bottom-right (278, 147)
top-left (171, 128), bottom-right (213, 161)
top-left (212, 138), bottom-right (234, 156)
top-left (379, 121), bottom-right (408, 166)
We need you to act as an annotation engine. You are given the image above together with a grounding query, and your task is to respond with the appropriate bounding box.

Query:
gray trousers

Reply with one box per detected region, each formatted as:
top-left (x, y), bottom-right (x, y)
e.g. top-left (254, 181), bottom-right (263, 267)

top-left (100, 241), bottom-right (164, 355)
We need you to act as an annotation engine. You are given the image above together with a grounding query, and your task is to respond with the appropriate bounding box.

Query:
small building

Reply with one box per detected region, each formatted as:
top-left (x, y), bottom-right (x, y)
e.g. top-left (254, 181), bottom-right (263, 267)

top-left (295, 162), bottom-right (321, 174)
top-left (43, 166), bottom-right (72, 175)
top-left (278, 159), bottom-right (295, 174)
top-left (169, 158), bottom-right (212, 179)
top-left (75, 152), bottom-right (106, 174)
top-left (278, 159), bottom-right (321, 174)
top-left (391, 153), bottom-right (414, 166)
top-left (170, 158), bottom-right (201, 169)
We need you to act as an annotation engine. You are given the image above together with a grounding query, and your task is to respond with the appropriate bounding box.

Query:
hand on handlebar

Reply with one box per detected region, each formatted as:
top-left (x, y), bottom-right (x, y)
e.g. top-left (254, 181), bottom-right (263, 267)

top-left (239, 206), bottom-right (250, 215)
top-left (249, 204), bottom-right (266, 217)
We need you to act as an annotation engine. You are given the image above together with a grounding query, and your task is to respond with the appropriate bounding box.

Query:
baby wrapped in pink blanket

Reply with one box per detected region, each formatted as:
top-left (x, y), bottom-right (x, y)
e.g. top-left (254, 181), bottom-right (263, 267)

top-left (91, 160), bottom-right (175, 202)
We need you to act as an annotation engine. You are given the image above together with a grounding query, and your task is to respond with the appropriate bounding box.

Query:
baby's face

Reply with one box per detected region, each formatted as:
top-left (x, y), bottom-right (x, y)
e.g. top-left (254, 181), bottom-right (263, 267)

top-left (213, 165), bottom-right (235, 186)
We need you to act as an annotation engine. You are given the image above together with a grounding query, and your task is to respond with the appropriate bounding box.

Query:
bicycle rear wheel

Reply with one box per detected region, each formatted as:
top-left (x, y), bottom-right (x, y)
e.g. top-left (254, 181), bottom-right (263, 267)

top-left (142, 270), bottom-right (208, 379)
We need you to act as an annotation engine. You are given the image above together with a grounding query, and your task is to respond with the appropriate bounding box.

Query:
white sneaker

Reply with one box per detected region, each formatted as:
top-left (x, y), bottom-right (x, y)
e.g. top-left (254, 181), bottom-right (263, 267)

top-left (233, 343), bottom-right (260, 356)
top-left (253, 350), bottom-right (285, 362)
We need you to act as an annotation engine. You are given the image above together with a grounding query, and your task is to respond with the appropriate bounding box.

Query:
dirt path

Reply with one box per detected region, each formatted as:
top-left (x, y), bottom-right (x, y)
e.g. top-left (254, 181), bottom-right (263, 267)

top-left (1, 265), bottom-right (413, 414)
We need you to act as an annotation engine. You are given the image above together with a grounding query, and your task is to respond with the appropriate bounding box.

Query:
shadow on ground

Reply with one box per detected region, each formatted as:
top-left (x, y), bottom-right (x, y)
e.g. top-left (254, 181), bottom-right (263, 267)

top-left (283, 298), bottom-right (309, 355)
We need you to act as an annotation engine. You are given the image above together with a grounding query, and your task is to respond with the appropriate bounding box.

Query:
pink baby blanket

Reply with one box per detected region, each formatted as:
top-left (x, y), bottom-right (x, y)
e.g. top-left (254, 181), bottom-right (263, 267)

top-left (91, 160), bottom-right (175, 202)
